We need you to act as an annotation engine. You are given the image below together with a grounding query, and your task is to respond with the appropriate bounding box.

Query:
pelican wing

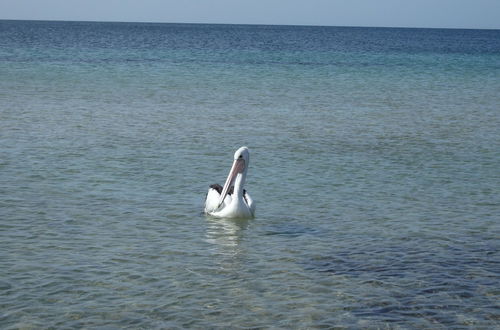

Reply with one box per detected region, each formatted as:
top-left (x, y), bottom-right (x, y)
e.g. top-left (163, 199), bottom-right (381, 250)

top-left (204, 184), bottom-right (232, 214)
top-left (244, 191), bottom-right (256, 216)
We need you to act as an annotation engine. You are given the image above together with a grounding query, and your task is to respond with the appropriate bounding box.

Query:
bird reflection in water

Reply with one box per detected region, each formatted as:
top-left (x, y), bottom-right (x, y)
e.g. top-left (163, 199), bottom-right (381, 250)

top-left (204, 217), bottom-right (249, 251)
top-left (204, 217), bottom-right (252, 277)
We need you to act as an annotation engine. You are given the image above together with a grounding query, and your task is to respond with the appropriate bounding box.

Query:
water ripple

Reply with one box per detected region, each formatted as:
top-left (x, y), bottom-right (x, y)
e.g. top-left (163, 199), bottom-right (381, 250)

top-left (1, 20), bottom-right (499, 329)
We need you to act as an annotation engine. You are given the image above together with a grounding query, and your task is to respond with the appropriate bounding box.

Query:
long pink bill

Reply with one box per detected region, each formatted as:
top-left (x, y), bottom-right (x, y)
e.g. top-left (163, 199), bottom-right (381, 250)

top-left (217, 158), bottom-right (245, 209)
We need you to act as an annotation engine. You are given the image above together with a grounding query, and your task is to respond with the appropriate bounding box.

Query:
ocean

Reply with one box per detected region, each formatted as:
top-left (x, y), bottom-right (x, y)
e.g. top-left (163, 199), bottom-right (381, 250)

top-left (1, 20), bottom-right (499, 328)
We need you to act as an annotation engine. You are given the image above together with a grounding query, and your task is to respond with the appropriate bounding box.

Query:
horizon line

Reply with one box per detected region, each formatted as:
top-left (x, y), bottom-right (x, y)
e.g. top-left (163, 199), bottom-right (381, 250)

top-left (1, 18), bottom-right (499, 31)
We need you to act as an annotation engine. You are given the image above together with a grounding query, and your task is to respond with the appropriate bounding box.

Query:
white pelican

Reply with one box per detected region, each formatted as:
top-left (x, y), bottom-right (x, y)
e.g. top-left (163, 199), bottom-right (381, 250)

top-left (204, 146), bottom-right (255, 218)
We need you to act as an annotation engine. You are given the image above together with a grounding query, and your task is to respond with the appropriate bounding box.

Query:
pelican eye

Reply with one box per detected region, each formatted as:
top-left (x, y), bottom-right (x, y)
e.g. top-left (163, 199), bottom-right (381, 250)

top-left (238, 155), bottom-right (243, 159)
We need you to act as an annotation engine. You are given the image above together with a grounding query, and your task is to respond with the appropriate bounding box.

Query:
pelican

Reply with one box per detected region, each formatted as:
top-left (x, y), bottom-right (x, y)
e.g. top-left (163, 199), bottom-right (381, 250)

top-left (204, 146), bottom-right (255, 218)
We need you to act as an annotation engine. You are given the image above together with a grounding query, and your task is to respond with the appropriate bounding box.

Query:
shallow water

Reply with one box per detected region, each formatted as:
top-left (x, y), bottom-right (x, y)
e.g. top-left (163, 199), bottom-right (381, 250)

top-left (1, 20), bottom-right (499, 328)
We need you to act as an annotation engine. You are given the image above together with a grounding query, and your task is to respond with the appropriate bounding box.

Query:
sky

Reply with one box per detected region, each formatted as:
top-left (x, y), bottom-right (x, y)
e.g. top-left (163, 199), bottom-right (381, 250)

top-left (0, 0), bottom-right (499, 29)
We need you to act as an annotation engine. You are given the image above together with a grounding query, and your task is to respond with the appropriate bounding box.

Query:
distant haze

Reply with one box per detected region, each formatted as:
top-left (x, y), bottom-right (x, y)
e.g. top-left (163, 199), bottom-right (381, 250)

top-left (1, 0), bottom-right (499, 29)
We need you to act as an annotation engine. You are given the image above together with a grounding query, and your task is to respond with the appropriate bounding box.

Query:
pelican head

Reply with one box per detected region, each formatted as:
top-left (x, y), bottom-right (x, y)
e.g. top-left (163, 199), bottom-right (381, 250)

top-left (217, 146), bottom-right (250, 208)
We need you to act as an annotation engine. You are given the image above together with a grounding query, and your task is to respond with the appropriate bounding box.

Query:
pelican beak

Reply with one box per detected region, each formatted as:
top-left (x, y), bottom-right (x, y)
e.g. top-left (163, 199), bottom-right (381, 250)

top-left (217, 158), bottom-right (245, 209)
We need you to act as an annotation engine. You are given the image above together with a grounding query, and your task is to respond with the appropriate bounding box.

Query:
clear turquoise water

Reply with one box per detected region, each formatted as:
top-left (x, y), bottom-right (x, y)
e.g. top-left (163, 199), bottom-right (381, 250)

top-left (1, 20), bottom-right (499, 328)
